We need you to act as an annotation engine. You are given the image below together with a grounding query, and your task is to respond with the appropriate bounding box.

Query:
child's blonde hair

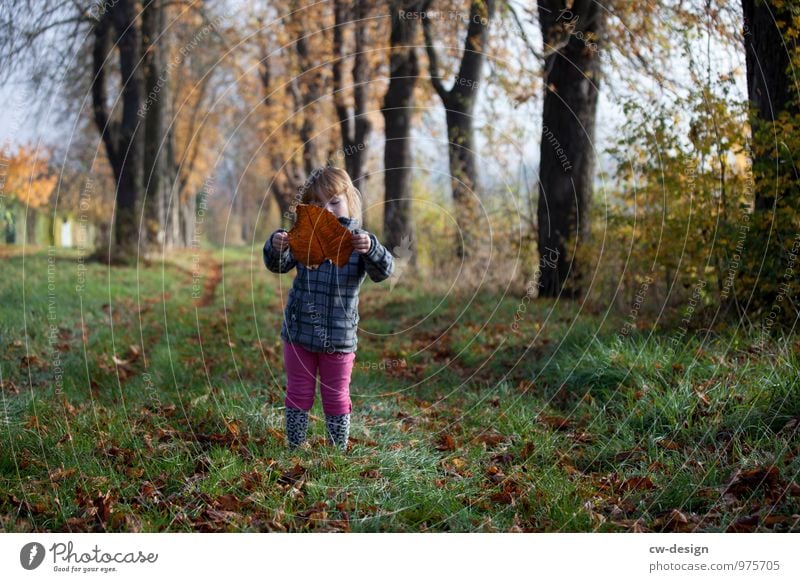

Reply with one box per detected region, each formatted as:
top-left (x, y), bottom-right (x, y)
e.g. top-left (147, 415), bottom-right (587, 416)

top-left (299, 166), bottom-right (363, 225)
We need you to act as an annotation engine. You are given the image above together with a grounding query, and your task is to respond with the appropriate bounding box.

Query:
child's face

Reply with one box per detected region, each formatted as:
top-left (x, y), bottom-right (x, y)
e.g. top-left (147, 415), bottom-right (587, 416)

top-left (313, 192), bottom-right (349, 219)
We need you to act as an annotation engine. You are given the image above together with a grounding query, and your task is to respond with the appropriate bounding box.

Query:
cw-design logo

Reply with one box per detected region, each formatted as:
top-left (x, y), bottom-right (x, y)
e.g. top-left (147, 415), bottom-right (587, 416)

top-left (20, 542), bottom-right (46, 570)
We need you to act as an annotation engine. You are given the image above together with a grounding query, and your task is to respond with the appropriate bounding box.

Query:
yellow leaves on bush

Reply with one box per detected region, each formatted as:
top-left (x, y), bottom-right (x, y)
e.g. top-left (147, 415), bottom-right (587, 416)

top-left (1, 144), bottom-right (56, 208)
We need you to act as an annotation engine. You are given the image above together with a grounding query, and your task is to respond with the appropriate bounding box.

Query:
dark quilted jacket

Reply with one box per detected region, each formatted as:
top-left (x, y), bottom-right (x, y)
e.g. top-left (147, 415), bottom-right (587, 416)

top-left (263, 216), bottom-right (395, 353)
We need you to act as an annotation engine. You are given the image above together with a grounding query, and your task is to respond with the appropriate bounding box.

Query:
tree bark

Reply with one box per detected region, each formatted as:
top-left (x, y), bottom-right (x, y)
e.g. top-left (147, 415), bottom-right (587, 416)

top-left (257, 38), bottom-right (304, 231)
top-left (91, 1), bottom-right (144, 264)
top-left (737, 0), bottom-right (800, 317)
top-left (142, 0), bottom-right (168, 254)
top-left (288, 1), bottom-right (322, 175)
top-left (536, 0), bottom-right (604, 298)
top-left (423, 0), bottom-right (495, 259)
top-left (741, 0), bottom-right (798, 211)
top-left (333, 0), bottom-right (372, 209)
top-left (382, 1), bottom-right (422, 263)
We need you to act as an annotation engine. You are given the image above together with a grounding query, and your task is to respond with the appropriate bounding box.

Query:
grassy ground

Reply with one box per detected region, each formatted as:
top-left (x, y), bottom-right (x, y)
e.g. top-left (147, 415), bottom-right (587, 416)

top-left (1, 245), bottom-right (798, 532)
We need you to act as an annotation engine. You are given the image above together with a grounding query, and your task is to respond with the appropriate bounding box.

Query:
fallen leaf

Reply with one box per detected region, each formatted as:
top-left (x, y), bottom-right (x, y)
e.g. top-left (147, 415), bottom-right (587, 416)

top-left (727, 514), bottom-right (759, 532)
top-left (434, 434), bottom-right (456, 451)
top-left (278, 463), bottom-right (306, 486)
top-left (214, 494), bottom-right (242, 511)
top-left (538, 414), bottom-right (571, 430)
top-left (473, 432), bottom-right (508, 447)
top-left (619, 476), bottom-right (657, 491)
top-left (49, 467), bottom-right (76, 482)
top-left (287, 204), bottom-right (354, 268)
top-left (725, 465), bottom-right (781, 497)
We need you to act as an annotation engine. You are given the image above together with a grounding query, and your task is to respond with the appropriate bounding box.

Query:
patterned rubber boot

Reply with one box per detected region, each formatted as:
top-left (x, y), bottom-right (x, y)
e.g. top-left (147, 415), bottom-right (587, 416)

top-left (324, 413), bottom-right (351, 451)
top-left (285, 407), bottom-right (309, 449)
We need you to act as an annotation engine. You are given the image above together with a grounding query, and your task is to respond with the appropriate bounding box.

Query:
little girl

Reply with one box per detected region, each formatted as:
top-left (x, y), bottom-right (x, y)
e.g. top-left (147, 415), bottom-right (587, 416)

top-left (263, 166), bottom-right (395, 451)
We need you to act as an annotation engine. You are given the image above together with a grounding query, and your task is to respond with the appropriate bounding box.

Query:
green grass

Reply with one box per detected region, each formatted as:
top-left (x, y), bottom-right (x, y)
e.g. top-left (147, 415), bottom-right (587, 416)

top-left (1, 246), bottom-right (798, 532)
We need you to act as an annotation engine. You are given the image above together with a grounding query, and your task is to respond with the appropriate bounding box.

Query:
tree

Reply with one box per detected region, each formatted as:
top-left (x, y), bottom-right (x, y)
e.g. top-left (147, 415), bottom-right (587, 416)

top-left (142, 0), bottom-right (169, 252)
top-left (91, 0), bottom-right (145, 264)
top-left (422, 0), bottom-right (496, 259)
top-left (0, 1), bottom-right (228, 258)
top-left (333, 0), bottom-right (373, 202)
top-left (738, 0), bottom-right (800, 320)
top-left (535, 0), bottom-right (605, 298)
top-left (382, 0), bottom-right (424, 261)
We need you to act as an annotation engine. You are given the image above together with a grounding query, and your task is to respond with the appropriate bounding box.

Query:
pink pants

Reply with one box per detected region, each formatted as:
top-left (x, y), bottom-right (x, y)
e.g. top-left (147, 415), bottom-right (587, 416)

top-left (283, 341), bottom-right (355, 415)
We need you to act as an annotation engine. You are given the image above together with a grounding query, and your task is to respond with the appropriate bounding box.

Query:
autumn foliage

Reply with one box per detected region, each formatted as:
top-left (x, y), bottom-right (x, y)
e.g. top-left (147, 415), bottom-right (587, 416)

top-left (1, 144), bottom-right (56, 209)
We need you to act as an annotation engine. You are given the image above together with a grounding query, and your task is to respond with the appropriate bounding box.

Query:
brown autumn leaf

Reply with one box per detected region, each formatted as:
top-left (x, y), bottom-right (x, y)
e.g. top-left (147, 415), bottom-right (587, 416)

top-left (1, 379), bottom-right (20, 394)
top-left (611, 518), bottom-right (650, 532)
top-left (619, 476), bottom-right (657, 491)
top-left (725, 465), bottom-right (781, 497)
top-left (434, 433), bottom-right (456, 451)
top-left (520, 441), bottom-right (536, 459)
top-left (763, 514), bottom-right (800, 528)
top-left (49, 467), bottom-right (77, 482)
top-left (224, 418), bottom-right (241, 437)
top-left (95, 491), bottom-right (114, 522)
top-left (652, 508), bottom-right (698, 532)
top-left (278, 463), bottom-right (307, 486)
top-left (489, 479), bottom-right (525, 505)
top-left (568, 431), bottom-right (596, 443)
top-left (473, 432), bottom-right (508, 447)
top-left (538, 414), bottom-right (571, 430)
top-left (20, 354), bottom-right (44, 368)
top-left (266, 427), bottom-right (284, 442)
top-left (614, 448), bottom-right (647, 462)
top-left (214, 494), bottom-right (242, 512)
top-left (656, 438), bottom-right (682, 450)
top-left (61, 398), bottom-right (78, 416)
top-left (727, 514), bottom-right (760, 532)
top-left (239, 470), bottom-right (264, 492)
top-left (287, 204), bottom-right (354, 269)
top-left (491, 452), bottom-right (514, 465)
top-left (198, 508), bottom-right (243, 531)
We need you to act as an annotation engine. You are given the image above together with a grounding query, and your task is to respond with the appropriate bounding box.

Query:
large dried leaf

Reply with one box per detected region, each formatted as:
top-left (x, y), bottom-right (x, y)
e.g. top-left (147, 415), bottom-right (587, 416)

top-left (287, 204), bottom-right (354, 268)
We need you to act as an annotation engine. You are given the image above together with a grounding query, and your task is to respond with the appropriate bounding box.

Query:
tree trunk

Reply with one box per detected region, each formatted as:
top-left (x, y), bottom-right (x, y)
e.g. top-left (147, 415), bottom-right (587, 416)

top-left (164, 124), bottom-right (181, 249)
top-left (333, 0), bottom-right (372, 221)
top-left (536, 0), bottom-right (604, 298)
top-left (382, 1), bottom-right (422, 263)
top-left (91, 1), bottom-right (144, 265)
top-left (423, 0), bottom-right (495, 259)
top-left (742, 0), bottom-right (798, 212)
top-left (289, 1), bottom-right (322, 174)
top-left (738, 0), bottom-right (800, 317)
top-left (180, 191), bottom-right (196, 248)
top-left (25, 208), bottom-right (37, 245)
top-left (142, 0), bottom-right (168, 255)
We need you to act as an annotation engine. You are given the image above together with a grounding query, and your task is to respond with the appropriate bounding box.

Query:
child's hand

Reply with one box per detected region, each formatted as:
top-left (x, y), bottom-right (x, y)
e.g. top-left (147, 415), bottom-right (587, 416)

top-left (353, 232), bottom-right (372, 254)
top-left (272, 231), bottom-right (289, 252)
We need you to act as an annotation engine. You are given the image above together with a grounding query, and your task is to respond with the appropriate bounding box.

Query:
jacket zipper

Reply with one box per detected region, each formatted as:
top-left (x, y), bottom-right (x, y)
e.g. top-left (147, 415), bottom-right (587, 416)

top-left (327, 259), bottom-right (335, 349)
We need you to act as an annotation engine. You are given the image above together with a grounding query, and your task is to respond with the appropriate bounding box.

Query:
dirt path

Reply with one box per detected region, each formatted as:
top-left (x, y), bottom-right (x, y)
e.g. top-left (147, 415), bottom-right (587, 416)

top-left (195, 254), bottom-right (223, 308)
top-left (0, 244), bottom-right (44, 258)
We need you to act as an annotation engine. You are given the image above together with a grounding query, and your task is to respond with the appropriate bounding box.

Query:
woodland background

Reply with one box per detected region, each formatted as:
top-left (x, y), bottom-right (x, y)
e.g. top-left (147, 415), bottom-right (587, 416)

top-left (0, 0), bottom-right (798, 532)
